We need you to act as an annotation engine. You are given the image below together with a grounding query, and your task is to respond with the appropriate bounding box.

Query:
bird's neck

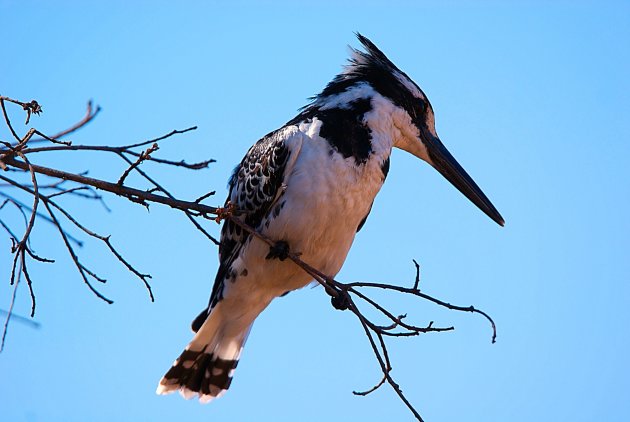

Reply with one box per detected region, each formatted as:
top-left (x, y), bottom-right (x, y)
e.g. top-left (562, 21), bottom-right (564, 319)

top-left (295, 83), bottom-right (408, 166)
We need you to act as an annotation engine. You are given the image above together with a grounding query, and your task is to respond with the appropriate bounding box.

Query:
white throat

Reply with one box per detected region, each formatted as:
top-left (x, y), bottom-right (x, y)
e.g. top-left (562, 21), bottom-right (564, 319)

top-left (362, 92), bottom-right (432, 164)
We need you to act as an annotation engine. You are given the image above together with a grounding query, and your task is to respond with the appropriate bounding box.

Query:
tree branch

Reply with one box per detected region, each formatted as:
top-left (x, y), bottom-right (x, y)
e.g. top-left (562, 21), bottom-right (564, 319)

top-left (1, 156), bottom-right (219, 215)
top-left (1, 96), bottom-right (217, 344)
top-left (0, 96), bottom-right (496, 422)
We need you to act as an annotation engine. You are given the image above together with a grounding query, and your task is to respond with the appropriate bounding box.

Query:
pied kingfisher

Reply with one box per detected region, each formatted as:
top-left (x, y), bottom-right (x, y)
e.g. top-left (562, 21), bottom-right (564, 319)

top-left (157, 34), bottom-right (504, 402)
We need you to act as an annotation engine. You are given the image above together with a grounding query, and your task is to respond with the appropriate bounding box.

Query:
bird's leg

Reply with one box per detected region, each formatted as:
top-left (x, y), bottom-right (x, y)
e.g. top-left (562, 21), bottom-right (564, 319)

top-left (265, 240), bottom-right (290, 261)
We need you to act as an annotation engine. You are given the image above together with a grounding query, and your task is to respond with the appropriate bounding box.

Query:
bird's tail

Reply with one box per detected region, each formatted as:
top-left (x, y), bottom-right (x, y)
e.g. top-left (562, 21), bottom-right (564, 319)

top-left (156, 303), bottom-right (250, 403)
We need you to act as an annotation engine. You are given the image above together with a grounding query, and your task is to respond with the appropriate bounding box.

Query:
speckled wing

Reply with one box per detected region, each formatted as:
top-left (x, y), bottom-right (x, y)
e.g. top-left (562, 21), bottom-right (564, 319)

top-left (192, 127), bottom-right (302, 331)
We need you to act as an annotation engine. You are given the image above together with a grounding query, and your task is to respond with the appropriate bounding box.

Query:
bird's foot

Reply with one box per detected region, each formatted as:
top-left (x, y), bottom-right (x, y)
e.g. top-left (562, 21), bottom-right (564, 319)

top-left (266, 240), bottom-right (290, 261)
top-left (331, 291), bottom-right (350, 311)
top-left (213, 201), bottom-right (237, 224)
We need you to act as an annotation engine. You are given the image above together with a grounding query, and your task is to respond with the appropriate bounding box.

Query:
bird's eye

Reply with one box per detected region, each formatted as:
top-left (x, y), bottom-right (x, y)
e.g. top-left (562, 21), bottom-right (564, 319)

top-left (413, 103), bottom-right (425, 119)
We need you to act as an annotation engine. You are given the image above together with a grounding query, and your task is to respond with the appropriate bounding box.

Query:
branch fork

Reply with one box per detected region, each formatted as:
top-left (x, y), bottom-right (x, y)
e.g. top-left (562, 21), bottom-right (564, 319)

top-left (0, 96), bottom-right (214, 350)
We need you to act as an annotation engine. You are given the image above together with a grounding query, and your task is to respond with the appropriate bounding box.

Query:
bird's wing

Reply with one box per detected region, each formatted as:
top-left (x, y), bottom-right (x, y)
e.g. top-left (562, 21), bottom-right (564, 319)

top-left (192, 127), bottom-right (303, 332)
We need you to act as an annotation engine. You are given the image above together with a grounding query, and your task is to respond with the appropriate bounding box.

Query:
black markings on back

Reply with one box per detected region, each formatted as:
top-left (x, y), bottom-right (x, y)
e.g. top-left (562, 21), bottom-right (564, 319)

top-left (233, 131), bottom-right (290, 230)
top-left (317, 99), bottom-right (373, 164)
top-left (204, 129), bottom-right (291, 311)
top-left (288, 98), bottom-right (373, 165)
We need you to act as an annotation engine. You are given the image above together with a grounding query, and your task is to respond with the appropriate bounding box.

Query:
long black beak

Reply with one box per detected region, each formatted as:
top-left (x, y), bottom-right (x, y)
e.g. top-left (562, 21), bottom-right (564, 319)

top-left (422, 130), bottom-right (505, 226)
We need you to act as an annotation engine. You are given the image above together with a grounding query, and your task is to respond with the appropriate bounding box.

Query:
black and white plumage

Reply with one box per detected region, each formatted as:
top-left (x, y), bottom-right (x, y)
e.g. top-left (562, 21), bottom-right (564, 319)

top-left (157, 34), bottom-right (504, 402)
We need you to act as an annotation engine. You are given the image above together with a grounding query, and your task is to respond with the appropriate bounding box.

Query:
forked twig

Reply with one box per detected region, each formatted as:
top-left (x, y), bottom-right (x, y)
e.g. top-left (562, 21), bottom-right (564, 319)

top-left (0, 96), bottom-right (214, 345)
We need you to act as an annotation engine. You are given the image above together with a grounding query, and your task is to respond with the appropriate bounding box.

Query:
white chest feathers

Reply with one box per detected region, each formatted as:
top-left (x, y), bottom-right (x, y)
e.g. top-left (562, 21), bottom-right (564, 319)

top-left (258, 118), bottom-right (388, 276)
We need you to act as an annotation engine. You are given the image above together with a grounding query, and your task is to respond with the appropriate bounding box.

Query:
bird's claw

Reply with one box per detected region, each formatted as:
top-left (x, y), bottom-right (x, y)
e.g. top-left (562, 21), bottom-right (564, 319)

top-left (331, 291), bottom-right (350, 310)
top-left (214, 201), bottom-right (236, 224)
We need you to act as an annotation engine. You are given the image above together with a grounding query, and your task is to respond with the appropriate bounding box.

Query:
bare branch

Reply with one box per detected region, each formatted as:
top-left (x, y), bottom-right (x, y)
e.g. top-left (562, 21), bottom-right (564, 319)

top-left (1, 271), bottom-right (21, 353)
top-left (0, 96), bottom-right (497, 422)
top-left (42, 100), bottom-right (100, 140)
top-left (195, 190), bottom-right (216, 203)
top-left (2, 156), bottom-right (219, 215)
top-left (41, 199), bottom-right (113, 305)
top-left (115, 153), bottom-right (219, 245)
top-left (102, 235), bottom-right (154, 301)
top-left (124, 126), bottom-right (198, 149)
top-left (0, 97), bottom-right (22, 143)
top-left (412, 259), bottom-right (421, 290)
top-left (346, 280), bottom-right (497, 343)
top-left (1, 97), bottom-right (215, 344)
top-left (0, 190), bottom-right (84, 246)
top-left (117, 143), bottom-right (158, 186)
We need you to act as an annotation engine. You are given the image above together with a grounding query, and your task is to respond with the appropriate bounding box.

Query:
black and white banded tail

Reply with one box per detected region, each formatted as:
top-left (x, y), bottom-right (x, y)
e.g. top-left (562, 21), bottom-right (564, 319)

top-left (157, 303), bottom-right (250, 402)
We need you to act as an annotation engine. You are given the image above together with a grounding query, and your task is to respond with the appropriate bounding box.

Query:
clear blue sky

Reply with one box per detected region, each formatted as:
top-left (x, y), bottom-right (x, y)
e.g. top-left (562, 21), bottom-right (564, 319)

top-left (1, 1), bottom-right (629, 421)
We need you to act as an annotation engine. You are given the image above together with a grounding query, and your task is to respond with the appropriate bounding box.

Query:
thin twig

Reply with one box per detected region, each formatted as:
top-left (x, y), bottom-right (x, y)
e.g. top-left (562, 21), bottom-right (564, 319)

top-left (40, 100), bottom-right (100, 141)
top-left (116, 153), bottom-right (220, 245)
top-left (412, 259), bottom-right (420, 290)
top-left (0, 96), bottom-right (25, 142)
top-left (14, 152), bottom-right (40, 315)
top-left (41, 200), bottom-right (113, 304)
top-left (123, 126), bottom-right (198, 149)
top-left (1, 269), bottom-right (21, 353)
top-left (0, 190), bottom-right (84, 246)
top-left (117, 143), bottom-right (158, 186)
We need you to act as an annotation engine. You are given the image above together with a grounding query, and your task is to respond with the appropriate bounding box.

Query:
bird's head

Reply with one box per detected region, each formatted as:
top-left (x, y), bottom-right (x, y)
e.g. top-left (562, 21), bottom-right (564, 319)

top-left (309, 33), bottom-right (504, 226)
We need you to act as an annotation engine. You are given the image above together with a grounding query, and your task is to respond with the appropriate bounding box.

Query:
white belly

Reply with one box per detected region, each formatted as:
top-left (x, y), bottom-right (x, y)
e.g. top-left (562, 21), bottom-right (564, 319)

top-left (227, 126), bottom-right (388, 304)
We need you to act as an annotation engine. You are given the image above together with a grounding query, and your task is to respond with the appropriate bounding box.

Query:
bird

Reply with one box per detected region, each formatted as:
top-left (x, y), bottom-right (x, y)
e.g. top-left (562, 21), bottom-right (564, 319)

top-left (156, 33), bottom-right (504, 402)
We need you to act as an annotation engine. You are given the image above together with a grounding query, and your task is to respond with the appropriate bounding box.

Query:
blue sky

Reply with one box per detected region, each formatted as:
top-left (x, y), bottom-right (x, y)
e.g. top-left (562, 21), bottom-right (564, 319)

top-left (1, 1), bottom-right (629, 421)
